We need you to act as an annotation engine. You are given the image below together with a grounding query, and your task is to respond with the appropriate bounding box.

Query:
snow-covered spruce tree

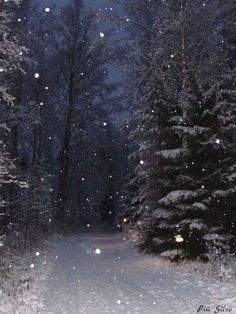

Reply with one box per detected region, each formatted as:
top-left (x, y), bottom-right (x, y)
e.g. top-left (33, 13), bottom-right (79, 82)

top-left (217, 1), bottom-right (236, 76)
top-left (118, 1), bottom-right (181, 232)
top-left (216, 0), bottom-right (236, 240)
top-left (156, 78), bottom-right (236, 260)
top-left (0, 0), bottom-right (26, 105)
top-left (120, 0), bottom-right (164, 230)
top-left (124, 0), bottom-right (236, 259)
top-left (121, 0), bottom-right (218, 215)
top-left (0, 0), bottom-right (27, 241)
top-left (132, 76), bottom-right (236, 260)
top-left (217, 1), bottom-right (236, 143)
top-left (0, 133), bottom-right (17, 229)
top-left (123, 76), bottom-right (175, 241)
top-left (2, 0), bottom-right (39, 245)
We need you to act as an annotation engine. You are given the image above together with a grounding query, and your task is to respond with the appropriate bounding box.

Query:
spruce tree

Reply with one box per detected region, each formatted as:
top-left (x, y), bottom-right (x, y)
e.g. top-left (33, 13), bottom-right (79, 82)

top-left (218, 1), bottom-right (236, 143)
top-left (0, 0), bottom-right (27, 242)
top-left (124, 0), bottom-right (236, 260)
top-left (134, 75), bottom-right (236, 260)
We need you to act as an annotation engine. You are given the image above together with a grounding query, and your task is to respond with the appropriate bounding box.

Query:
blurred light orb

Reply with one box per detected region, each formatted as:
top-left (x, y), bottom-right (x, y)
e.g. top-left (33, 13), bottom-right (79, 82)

top-left (95, 248), bottom-right (101, 255)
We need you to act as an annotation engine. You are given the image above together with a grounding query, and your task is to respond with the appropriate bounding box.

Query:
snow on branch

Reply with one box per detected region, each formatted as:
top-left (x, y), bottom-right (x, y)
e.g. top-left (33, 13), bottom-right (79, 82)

top-left (171, 125), bottom-right (210, 137)
top-left (153, 208), bottom-right (182, 219)
top-left (156, 148), bottom-right (189, 160)
top-left (159, 190), bottom-right (205, 206)
top-left (180, 219), bottom-right (207, 231)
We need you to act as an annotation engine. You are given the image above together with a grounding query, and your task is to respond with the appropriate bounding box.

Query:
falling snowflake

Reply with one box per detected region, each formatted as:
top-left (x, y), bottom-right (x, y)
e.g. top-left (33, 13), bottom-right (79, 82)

top-left (95, 248), bottom-right (101, 255)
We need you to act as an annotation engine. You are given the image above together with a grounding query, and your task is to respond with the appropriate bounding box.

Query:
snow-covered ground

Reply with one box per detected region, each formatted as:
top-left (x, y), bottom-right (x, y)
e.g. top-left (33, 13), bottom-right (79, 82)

top-left (1, 232), bottom-right (236, 314)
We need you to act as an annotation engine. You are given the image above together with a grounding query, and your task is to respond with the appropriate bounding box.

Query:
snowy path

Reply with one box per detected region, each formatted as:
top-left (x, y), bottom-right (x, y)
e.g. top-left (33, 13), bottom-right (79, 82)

top-left (30, 233), bottom-right (236, 314)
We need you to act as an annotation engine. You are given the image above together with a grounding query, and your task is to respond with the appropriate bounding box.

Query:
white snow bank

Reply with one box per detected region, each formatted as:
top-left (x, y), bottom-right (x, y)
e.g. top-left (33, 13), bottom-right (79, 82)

top-left (1, 233), bottom-right (236, 314)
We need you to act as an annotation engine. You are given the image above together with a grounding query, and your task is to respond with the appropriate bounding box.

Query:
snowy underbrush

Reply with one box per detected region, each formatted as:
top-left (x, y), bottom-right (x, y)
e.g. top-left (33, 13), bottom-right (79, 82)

top-left (0, 240), bottom-right (50, 313)
top-left (0, 248), bottom-right (30, 313)
top-left (0, 249), bottom-right (32, 313)
top-left (150, 251), bottom-right (236, 286)
top-left (168, 253), bottom-right (236, 287)
top-left (133, 246), bottom-right (236, 287)
top-left (197, 255), bottom-right (236, 286)
top-left (126, 230), bottom-right (236, 286)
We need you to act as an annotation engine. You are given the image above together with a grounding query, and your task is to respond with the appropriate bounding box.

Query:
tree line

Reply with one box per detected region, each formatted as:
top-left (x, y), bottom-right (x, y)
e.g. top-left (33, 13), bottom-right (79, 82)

top-left (0, 0), bottom-right (127, 250)
top-left (1, 0), bottom-right (235, 262)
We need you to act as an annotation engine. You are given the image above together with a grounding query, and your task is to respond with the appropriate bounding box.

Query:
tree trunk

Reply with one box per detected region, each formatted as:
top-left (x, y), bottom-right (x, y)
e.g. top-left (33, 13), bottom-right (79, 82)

top-left (180, 0), bottom-right (188, 149)
top-left (57, 72), bottom-right (75, 222)
top-left (180, 0), bottom-right (187, 92)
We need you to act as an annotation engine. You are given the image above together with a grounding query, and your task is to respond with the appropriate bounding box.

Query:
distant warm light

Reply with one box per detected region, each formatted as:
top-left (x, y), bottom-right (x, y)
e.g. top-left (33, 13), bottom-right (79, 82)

top-left (175, 235), bottom-right (184, 243)
top-left (123, 218), bottom-right (128, 224)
